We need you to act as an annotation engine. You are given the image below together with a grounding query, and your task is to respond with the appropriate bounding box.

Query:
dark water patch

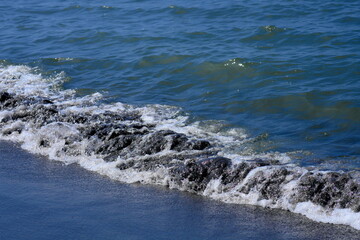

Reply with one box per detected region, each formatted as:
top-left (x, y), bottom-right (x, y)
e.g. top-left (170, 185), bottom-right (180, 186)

top-left (230, 93), bottom-right (360, 122)
top-left (336, 16), bottom-right (360, 25)
top-left (135, 54), bottom-right (193, 69)
top-left (166, 5), bottom-right (200, 15)
top-left (121, 36), bottom-right (171, 43)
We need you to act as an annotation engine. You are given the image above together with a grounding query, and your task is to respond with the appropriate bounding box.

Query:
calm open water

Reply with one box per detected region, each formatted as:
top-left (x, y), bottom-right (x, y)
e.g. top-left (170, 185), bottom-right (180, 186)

top-left (1, 0), bottom-right (359, 169)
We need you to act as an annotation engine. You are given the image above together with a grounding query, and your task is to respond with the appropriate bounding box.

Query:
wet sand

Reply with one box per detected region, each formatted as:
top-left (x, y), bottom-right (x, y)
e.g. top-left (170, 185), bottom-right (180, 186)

top-left (0, 141), bottom-right (358, 240)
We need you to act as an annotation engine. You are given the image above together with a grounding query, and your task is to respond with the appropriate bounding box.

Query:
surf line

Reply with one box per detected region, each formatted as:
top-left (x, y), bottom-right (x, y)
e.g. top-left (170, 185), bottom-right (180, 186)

top-left (0, 66), bottom-right (359, 230)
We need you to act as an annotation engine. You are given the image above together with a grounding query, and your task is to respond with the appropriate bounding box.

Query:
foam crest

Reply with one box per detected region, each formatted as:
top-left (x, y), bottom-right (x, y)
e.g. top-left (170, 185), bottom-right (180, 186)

top-left (0, 65), bottom-right (72, 98)
top-left (0, 65), bottom-right (359, 231)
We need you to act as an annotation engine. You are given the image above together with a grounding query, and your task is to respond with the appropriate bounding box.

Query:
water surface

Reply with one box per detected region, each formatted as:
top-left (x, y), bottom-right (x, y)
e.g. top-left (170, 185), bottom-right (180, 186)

top-left (1, 0), bottom-right (359, 169)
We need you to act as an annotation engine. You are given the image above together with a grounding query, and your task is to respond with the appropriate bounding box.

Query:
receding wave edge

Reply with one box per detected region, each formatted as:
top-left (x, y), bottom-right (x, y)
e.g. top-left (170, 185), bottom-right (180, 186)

top-left (0, 65), bottom-right (359, 230)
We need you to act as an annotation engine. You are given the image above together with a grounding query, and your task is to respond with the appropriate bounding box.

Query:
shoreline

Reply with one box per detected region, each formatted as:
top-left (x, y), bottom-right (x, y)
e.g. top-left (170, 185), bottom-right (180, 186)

top-left (0, 76), bottom-right (358, 231)
top-left (0, 140), bottom-right (359, 239)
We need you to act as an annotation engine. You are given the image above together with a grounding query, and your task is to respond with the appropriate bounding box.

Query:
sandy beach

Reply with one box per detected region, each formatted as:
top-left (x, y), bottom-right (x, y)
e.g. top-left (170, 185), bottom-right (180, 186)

top-left (1, 141), bottom-right (359, 240)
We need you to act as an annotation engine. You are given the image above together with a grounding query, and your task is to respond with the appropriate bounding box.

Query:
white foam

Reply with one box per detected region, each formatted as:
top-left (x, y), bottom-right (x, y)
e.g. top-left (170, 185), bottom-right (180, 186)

top-left (0, 64), bottom-right (359, 231)
top-left (201, 168), bottom-right (360, 231)
top-left (293, 202), bottom-right (360, 230)
top-left (0, 65), bottom-right (72, 98)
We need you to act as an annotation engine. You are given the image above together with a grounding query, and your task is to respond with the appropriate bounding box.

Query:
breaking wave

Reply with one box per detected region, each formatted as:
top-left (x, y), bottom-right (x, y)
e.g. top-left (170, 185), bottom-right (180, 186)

top-left (0, 65), bottom-right (359, 230)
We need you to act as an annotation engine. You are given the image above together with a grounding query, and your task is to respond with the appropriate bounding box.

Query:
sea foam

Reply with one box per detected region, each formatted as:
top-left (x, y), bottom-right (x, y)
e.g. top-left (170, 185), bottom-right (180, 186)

top-left (0, 65), bottom-right (359, 231)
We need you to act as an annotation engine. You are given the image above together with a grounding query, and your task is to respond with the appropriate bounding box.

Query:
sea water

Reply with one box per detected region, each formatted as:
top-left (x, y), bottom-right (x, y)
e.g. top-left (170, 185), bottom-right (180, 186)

top-left (0, 0), bottom-right (359, 234)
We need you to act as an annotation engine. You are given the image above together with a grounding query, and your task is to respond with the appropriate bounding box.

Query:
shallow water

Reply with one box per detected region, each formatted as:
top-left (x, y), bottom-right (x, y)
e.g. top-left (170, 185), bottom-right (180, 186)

top-left (1, 141), bottom-right (359, 240)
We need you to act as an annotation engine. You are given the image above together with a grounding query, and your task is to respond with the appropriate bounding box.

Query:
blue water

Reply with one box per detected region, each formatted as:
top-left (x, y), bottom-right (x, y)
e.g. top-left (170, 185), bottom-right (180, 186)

top-left (1, 1), bottom-right (360, 161)
top-left (1, 0), bottom-right (360, 237)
